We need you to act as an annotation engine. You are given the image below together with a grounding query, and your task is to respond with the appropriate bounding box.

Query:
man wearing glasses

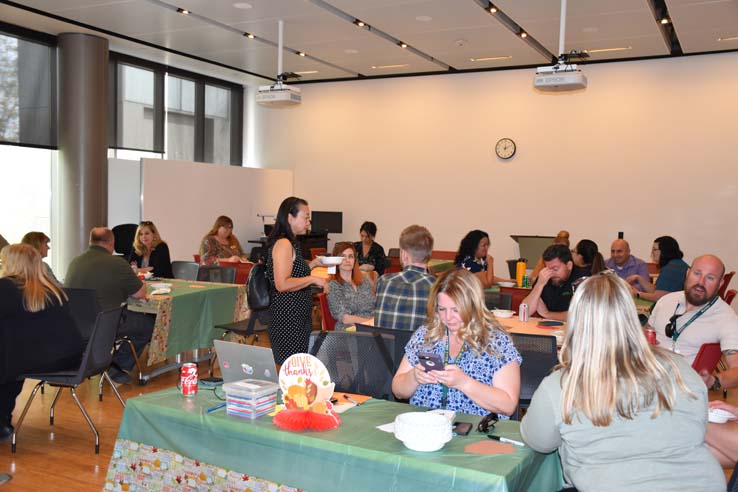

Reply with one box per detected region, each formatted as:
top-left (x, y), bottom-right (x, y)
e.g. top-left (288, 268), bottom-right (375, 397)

top-left (647, 254), bottom-right (738, 390)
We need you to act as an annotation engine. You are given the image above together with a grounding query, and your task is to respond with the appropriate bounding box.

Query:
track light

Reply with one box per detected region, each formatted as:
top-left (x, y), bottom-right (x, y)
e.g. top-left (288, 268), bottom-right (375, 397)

top-left (177, 8), bottom-right (189, 15)
top-left (489, 5), bottom-right (497, 13)
top-left (354, 20), bottom-right (366, 27)
top-left (399, 42), bottom-right (408, 48)
top-left (244, 32), bottom-right (255, 39)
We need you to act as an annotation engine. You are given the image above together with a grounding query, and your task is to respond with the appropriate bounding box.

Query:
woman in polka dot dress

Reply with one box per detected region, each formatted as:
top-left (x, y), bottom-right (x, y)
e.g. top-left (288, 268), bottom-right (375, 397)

top-left (266, 197), bottom-right (326, 365)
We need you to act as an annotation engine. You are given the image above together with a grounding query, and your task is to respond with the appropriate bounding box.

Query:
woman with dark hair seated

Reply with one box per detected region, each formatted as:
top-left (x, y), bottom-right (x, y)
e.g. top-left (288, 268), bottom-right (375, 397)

top-left (21, 231), bottom-right (60, 285)
top-left (0, 244), bottom-right (84, 442)
top-left (392, 269), bottom-right (521, 417)
top-left (627, 235), bottom-right (688, 302)
top-left (454, 230), bottom-right (513, 289)
top-left (354, 221), bottom-right (386, 276)
top-left (199, 215), bottom-right (251, 266)
top-left (571, 239), bottom-right (606, 276)
top-left (327, 242), bottom-right (375, 330)
top-left (521, 272), bottom-right (723, 492)
top-left (127, 221), bottom-right (173, 278)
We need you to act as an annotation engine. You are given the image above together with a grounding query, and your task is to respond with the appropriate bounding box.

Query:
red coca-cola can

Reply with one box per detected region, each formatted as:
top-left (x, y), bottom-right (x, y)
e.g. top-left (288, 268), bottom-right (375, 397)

top-left (645, 329), bottom-right (657, 345)
top-left (180, 363), bottom-right (198, 397)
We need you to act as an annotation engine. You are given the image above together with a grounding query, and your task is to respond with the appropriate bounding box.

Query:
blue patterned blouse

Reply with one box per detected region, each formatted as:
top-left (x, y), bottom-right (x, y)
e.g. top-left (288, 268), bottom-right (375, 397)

top-left (404, 326), bottom-right (522, 417)
top-left (457, 255), bottom-right (487, 274)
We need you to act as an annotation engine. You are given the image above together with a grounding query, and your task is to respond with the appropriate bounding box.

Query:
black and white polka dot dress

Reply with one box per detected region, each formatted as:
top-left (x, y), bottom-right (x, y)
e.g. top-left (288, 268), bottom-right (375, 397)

top-left (266, 240), bottom-right (313, 365)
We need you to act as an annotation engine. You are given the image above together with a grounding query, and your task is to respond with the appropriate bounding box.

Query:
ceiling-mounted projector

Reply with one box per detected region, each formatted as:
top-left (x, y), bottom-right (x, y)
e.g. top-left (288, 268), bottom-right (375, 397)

top-left (534, 64), bottom-right (587, 92)
top-left (256, 81), bottom-right (301, 107)
top-left (257, 20), bottom-right (302, 108)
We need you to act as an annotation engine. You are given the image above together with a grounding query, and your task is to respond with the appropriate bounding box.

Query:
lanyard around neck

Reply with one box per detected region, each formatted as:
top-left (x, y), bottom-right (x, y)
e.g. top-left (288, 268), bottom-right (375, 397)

top-left (672, 295), bottom-right (718, 342)
top-left (440, 329), bottom-right (465, 408)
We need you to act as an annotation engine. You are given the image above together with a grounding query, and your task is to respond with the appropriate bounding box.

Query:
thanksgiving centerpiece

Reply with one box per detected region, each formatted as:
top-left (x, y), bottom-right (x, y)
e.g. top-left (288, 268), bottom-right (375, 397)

top-left (273, 353), bottom-right (341, 432)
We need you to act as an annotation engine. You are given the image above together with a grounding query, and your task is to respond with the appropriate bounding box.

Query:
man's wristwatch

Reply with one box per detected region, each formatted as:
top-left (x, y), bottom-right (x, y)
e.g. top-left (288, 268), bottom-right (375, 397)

top-left (711, 375), bottom-right (722, 392)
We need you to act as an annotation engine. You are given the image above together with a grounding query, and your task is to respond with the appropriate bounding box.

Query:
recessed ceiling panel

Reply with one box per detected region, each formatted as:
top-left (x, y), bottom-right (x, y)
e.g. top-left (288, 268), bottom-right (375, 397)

top-left (496, 0), bottom-right (668, 58)
top-left (667, 0), bottom-right (738, 53)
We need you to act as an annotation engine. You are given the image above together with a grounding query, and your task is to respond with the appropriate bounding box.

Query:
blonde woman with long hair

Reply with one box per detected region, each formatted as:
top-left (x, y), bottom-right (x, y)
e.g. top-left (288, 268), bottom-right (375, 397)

top-left (0, 244), bottom-right (83, 442)
top-left (127, 221), bottom-right (173, 278)
top-left (521, 272), bottom-right (724, 492)
top-left (392, 268), bottom-right (521, 417)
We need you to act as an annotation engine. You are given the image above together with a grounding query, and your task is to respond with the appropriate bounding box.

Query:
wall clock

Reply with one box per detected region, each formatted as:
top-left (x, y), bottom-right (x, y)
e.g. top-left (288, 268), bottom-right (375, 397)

top-left (495, 138), bottom-right (516, 159)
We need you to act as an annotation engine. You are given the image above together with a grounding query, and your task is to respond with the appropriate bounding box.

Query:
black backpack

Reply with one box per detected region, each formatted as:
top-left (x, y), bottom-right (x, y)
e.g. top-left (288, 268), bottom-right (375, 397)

top-left (247, 262), bottom-right (271, 310)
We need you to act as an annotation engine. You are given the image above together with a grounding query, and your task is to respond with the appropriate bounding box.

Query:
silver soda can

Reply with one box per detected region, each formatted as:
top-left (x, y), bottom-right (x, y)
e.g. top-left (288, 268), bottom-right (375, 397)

top-left (519, 303), bottom-right (529, 322)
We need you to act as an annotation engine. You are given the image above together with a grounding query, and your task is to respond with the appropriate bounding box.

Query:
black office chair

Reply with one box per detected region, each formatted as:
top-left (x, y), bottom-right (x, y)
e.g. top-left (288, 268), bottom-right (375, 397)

top-left (309, 330), bottom-right (396, 401)
top-left (12, 307), bottom-right (125, 454)
top-left (249, 246), bottom-right (266, 263)
top-left (354, 324), bottom-right (413, 373)
top-left (172, 261), bottom-right (199, 280)
top-left (485, 292), bottom-right (513, 310)
top-left (112, 223), bottom-right (137, 258)
top-left (197, 265), bottom-right (236, 283)
top-left (65, 288), bottom-right (100, 342)
top-left (509, 333), bottom-right (558, 420)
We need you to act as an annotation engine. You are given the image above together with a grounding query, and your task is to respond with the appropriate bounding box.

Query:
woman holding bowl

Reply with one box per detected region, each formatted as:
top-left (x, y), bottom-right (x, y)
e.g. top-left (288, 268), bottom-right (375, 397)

top-left (392, 268), bottom-right (521, 417)
top-left (199, 215), bottom-right (250, 266)
top-left (327, 242), bottom-right (375, 330)
top-left (267, 197), bottom-right (326, 365)
top-left (454, 230), bottom-right (513, 289)
top-left (521, 272), bottom-right (724, 492)
top-left (354, 221), bottom-right (386, 276)
top-left (0, 244), bottom-right (84, 441)
top-left (127, 221), bottom-right (173, 279)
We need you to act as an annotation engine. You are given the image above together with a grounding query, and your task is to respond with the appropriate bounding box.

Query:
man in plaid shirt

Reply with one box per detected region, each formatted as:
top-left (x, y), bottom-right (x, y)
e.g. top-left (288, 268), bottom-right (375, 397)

top-left (374, 225), bottom-right (436, 331)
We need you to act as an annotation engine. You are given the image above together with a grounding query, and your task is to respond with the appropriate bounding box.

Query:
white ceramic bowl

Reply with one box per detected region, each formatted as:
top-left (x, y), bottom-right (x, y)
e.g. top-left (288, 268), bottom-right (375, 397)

top-left (318, 256), bottom-right (344, 266)
top-left (492, 309), bottom-right (514, 319)
top-left (394, 412), bottom-right (452, 452)
top-left (149, 282), bottom-right (172, 290)
top-left (497, 281), bottom-right (516, 288)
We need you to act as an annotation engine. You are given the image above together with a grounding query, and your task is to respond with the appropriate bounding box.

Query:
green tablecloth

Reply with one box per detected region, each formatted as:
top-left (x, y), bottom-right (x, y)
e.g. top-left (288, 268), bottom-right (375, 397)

top-left (106, 389), bottom-right (563, 492)
top-left (128, 279), bottom-right (247, 365)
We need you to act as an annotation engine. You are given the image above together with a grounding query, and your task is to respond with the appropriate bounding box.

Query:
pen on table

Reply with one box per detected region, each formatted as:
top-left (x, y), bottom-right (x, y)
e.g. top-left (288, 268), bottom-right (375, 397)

top-left (343, 394), bottom-right (362, 406)
top-left (488, 435), bottom-right (525, 447)
top-left (206, 402), bottom-right (226, 413)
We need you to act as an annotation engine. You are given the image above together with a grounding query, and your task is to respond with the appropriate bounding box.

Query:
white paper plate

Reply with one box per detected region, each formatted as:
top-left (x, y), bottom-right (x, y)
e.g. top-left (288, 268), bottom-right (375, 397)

top-left (497, 281), bottom-right (516, 288)
top-left (149, 282), bottom-right (172, 290)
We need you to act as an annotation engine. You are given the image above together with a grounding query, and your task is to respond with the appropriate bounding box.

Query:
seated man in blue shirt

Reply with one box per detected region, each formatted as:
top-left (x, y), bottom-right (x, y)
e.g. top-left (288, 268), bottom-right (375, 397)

top-left (374, 225), bottom-right (435, 331)
top-left (606, 239), bottom-right (650, 290)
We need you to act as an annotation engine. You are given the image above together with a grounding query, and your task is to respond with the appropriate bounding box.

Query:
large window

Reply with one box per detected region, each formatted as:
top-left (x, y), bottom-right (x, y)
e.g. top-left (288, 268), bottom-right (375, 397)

top-left (166, 76), bottom-right (195, 162)
top-left (204, 84), bottom-right (231, 164)
top-left (117, 63), bottom-right (157, 151)
top-left (0, 144), bottom-right (54, 266)
top-left (0, 29), bottom-right (56, 148)
top-left (109, 54), bottom-right (243, 165)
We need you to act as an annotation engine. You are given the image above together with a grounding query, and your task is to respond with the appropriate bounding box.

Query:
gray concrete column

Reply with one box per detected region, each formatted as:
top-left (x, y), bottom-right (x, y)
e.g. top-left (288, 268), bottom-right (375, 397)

top-left (57, 33), bottom-right (108, 278)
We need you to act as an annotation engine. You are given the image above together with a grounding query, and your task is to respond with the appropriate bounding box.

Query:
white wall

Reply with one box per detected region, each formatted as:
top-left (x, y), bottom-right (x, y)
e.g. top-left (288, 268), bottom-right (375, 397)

top-left (108, 158), bottom-right (142, 227)
top-left (141, 159), bottom-right (293, 261)
top-left (251, 51), bottom-right (738, 275)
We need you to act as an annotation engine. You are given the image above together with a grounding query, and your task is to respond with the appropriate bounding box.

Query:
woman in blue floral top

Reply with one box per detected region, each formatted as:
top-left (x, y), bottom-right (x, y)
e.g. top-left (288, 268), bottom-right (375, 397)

top-left (454, 230), bottom-right (514, 288)
top-left (392, 269), bottom-right (521, 417)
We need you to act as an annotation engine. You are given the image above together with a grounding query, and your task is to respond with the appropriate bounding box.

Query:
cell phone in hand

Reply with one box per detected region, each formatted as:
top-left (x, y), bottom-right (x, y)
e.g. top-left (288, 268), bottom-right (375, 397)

top-left (453, 421), bottom-right (473, 436)
top-left (418, 352), bottom-right (444, 372)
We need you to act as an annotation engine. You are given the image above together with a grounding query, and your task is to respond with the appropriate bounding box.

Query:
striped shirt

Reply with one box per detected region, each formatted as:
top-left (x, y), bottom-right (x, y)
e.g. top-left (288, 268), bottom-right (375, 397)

top-left (374, 265), bottom-right (435, 331)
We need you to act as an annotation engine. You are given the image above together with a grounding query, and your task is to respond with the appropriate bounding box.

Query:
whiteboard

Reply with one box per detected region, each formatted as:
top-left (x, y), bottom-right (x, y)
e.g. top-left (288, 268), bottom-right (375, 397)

top-left (141, 159), bottom-right (293, 261)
